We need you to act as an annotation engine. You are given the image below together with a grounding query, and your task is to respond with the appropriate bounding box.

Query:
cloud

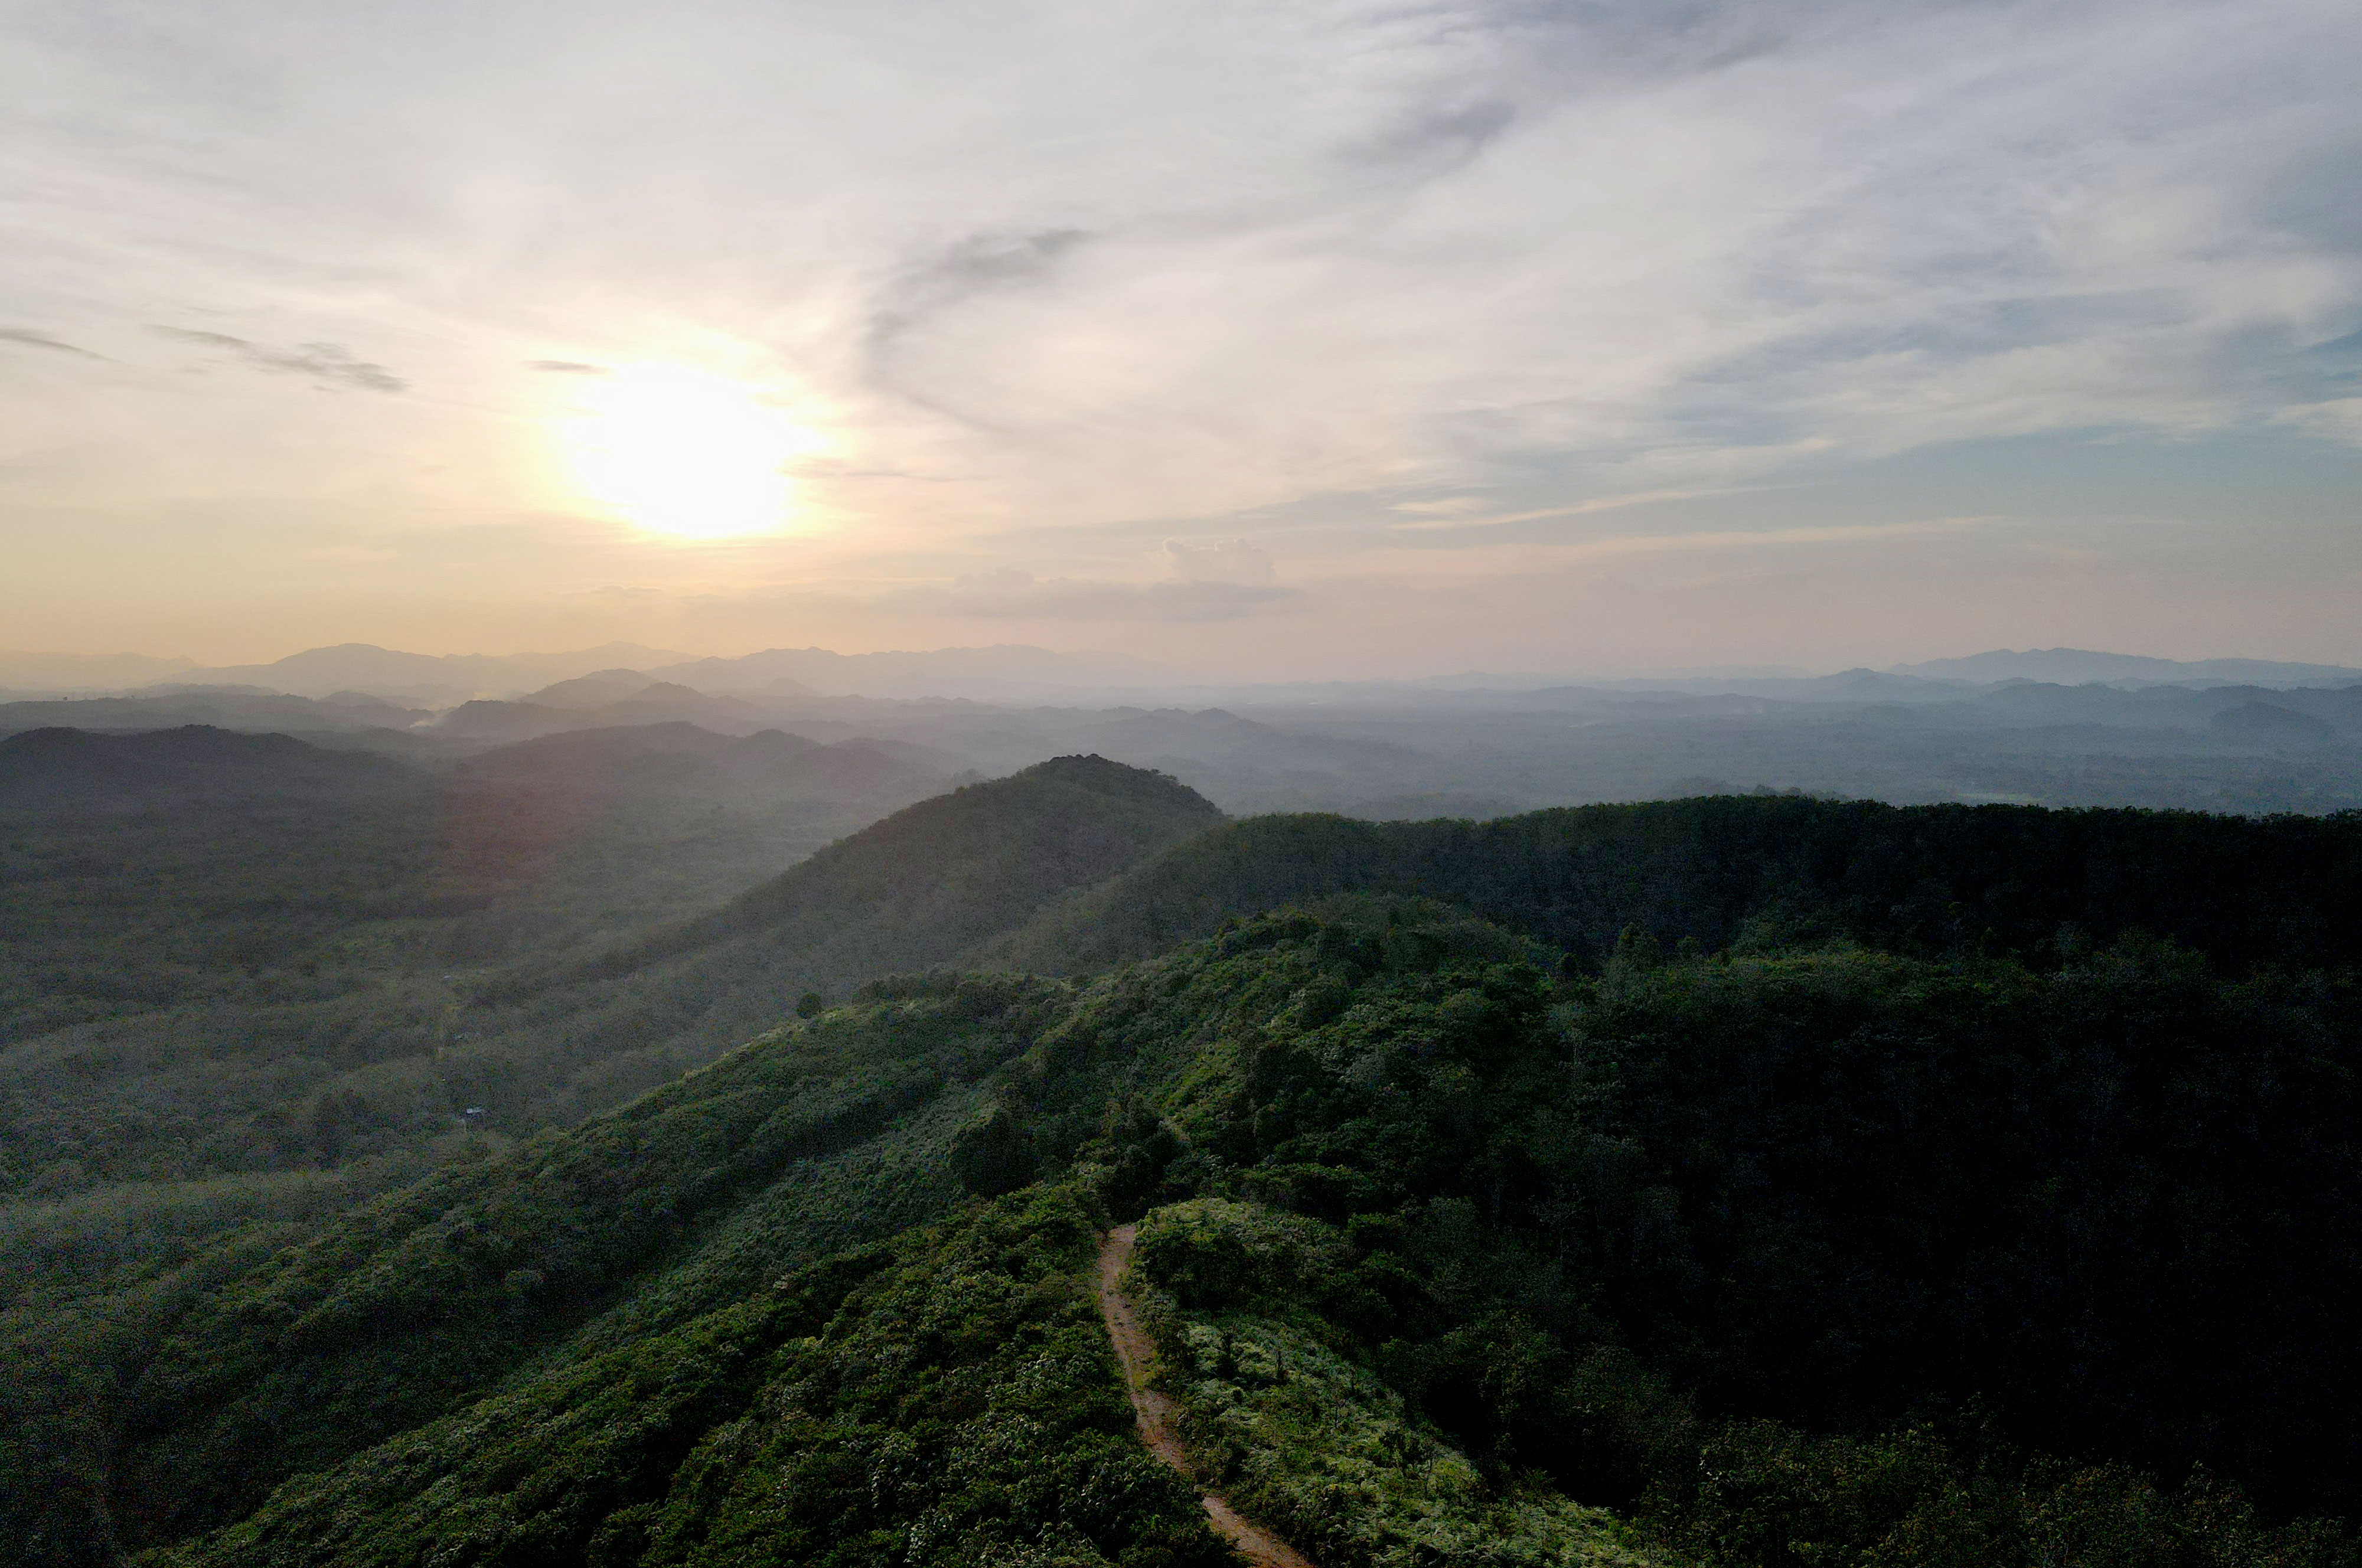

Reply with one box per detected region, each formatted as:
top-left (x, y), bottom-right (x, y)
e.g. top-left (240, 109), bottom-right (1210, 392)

top-left (0, 327), bottom-right (106, 360)
top-left (911, 567), bottom-right (1292, 623)
top-left (796, 541), bottom-right (1297, 625)
top-left (862, 228), bottom-right (1094, 415)
top-left (153, 328), bottom-right (406, 393)
top-left (1542, 518), bottom-right (1993, 566)
top-left (562, 563), bottom-right (1296, 628)
top-left (1388, 490), bottom-right (1761, 533)
top-left (1346, 98), bottom-right (1518, 178)
top-left (1160, 538), bottom-right (1278, 585)
top-left (4, 0), bottom-right (2361, 667)
top-left (563, 584), bottom-right (672, 603)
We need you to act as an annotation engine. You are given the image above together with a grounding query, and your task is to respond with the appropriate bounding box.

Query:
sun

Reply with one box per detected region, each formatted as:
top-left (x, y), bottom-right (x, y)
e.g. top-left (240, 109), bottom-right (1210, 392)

top-left (565, 364), bottom-right (817, 540)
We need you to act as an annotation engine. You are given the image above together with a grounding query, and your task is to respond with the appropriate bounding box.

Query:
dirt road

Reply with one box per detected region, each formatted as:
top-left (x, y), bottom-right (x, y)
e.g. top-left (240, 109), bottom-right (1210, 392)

top-left (1095, 1224), bottom-right (1320, 1568)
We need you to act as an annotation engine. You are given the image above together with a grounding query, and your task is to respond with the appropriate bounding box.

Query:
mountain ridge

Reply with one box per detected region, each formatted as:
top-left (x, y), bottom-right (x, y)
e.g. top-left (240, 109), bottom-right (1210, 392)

top-left (1890, 647), bottom-right (2362, 687)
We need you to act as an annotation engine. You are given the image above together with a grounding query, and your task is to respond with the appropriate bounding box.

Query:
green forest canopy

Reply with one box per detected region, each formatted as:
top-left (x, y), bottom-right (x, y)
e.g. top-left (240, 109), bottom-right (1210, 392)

top-left (4, 756), bottom-right (2361, 1566)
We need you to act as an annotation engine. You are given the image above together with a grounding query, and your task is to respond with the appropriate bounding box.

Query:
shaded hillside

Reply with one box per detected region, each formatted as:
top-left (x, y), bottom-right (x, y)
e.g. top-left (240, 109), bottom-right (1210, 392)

top-left (445, 722), bottom-right (949, 804)
top-left (161, 1187), bottom-right (1225, 1568)
top-left (0, 697), bottom-right (432, 747)
top-left (20, 981), bottom-right (1063, 1559)
top-left (447, 756), bottom-right (1226, 1116)
top-left (986, 795), bottom-right (2362, 976)
top-left (0, 733), bottom-right (1016, 1315)
top-left (521, 667), bottom-right (667, 708)
top-left (520, 752), bottom-right (1221, 990)
top-left (0, 725), bottom-right (423, 812)
top-left (34, 900), bottom-right (2361, 1568)
top-left (2211, 700), bottom-right (2337, 744)
top-left (432, 684), bottom-right (765, 743)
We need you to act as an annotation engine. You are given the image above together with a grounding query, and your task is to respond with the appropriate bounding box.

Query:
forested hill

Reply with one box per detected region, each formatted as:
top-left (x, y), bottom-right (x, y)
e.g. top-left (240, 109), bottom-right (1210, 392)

top-left (986, 795), bottom-right (2362, 975)
top-left (674, 751), bottom-right (1222, 954)
top-left (11, 786), bottom-right (2362, 1566)
top-left (420, 755), bottom-right (1225, 1125)
top-left (0, 724), bottom-right (422, 811)
top-left (27, 901), bottom-right (2359, 1568)
top-left (443, 722), bottom-right (948, 804)
top-left (0, 747), bottom-right (1215, 1381)
top-left (487, 752), bottom-right (1223, 1000)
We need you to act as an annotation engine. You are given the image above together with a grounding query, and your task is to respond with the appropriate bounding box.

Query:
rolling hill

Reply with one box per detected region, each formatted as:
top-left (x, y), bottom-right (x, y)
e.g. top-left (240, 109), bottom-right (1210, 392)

top-left (445, 722), bottom-right (951, 805)
top-left (0, 725), bottom-right (426, 809)
top-left (447, 756), bottom-right (1228, 1106)
top-left (15, 881), bottom-right (2358, 1567)
top-left (10, 770), bottom-right (2362, 1567)
top-left (0, 747), bottom-right (1205, 1337)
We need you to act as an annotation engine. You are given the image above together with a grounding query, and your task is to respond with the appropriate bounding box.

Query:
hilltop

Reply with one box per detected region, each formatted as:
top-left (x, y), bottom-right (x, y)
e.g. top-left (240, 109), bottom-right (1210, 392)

top-left (455, 755), bottom-right (1226, 1081)
top-left (0, 748), bottom-right (1213, 1333)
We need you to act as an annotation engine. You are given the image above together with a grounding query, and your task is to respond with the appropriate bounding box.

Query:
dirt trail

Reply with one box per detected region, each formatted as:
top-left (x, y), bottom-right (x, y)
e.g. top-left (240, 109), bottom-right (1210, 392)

top-left (1097, 1224), bottom-right (1320, 1568)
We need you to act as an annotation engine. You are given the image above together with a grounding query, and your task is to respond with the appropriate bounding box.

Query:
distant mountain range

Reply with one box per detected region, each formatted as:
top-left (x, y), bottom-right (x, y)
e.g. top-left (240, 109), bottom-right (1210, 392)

top-left (0, 724), bottom-right (422, 812)
top-left (178, 642), bottom-right (696, 701)
top-left (1888, 648), bottom-right (2362, 688)
top-left (8, 641), bottom-right (2357, 706)
top-left (658, 643), bottom-right (1178, 698)
top-left (0, 642), bottom-right (691, 701)
top-left (0, 642), bottom-right (1183, 703)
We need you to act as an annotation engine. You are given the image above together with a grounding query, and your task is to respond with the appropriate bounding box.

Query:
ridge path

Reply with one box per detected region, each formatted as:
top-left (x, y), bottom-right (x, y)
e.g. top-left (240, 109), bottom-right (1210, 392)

top-left (1095, 1223), bottom-right (1320, 1568)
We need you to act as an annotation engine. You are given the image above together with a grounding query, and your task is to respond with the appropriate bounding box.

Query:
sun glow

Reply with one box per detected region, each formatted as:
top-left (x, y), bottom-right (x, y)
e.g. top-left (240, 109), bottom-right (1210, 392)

top-left (565, 364), bottom-right (818, 540)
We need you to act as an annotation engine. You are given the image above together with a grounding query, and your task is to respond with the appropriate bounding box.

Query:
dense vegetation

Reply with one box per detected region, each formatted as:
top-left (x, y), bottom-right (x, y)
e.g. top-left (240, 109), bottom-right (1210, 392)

top-left (4, 979), bottom-right (1055, 1562)
top-left (159, 1187), bottom-right (1228, 1568)
top-left (8, 754), bottom-right (2362, 1567)
top-left (499, 751), bottom-right (1224, 995)
top-left (989, 794), bottom-right (2362, 973)
top-left (0, 747), bottom-right (1212, 1305)
top-left (1075, 913), bottom-right (2362, 1563)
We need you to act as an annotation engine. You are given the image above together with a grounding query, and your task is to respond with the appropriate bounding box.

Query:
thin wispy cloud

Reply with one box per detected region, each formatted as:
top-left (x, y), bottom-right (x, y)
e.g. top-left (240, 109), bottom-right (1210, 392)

top-left (0, 327), bottom-right (106, 360)
top-left (912, 570), bottom-right (1293, 623)
top-left (152, 329), bottom-right (407, 393)
top-left (1387, 490), bottom-right (1766, 533)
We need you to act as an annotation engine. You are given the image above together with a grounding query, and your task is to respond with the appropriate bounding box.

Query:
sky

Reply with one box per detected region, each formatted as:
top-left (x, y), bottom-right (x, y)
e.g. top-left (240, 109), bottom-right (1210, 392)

top-left (2, 0), bottom-right (2359, 678)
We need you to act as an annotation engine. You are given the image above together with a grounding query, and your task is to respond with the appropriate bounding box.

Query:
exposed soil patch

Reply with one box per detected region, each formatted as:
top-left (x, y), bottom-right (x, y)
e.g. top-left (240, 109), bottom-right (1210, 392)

top-left (1097, 1223), bottom-right (1320, 1568)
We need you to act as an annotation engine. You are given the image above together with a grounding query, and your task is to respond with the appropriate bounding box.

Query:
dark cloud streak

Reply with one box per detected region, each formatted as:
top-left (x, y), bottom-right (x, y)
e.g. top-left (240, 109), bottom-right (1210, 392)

top-left (0, 326), bottom-right (106, 360)
top-left (862, 228), bottom-right (1092, 419)
top-left (152, 327), bottom-right (407, 392)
